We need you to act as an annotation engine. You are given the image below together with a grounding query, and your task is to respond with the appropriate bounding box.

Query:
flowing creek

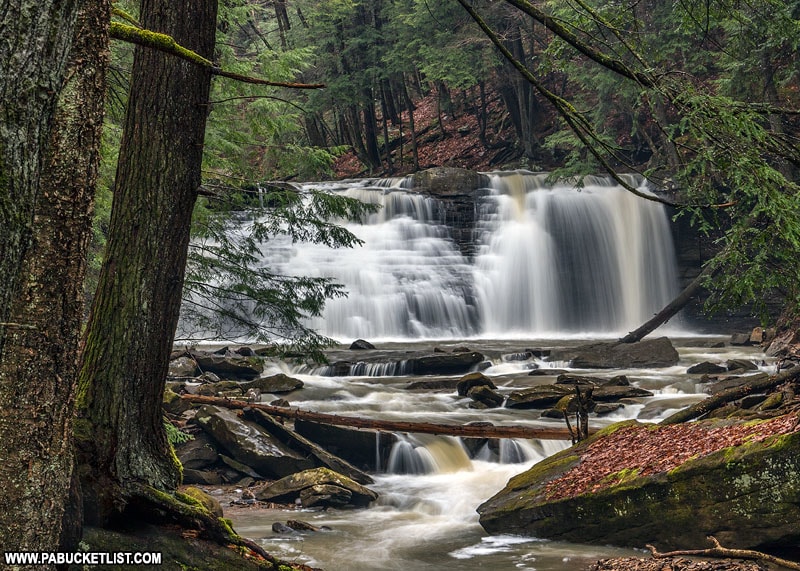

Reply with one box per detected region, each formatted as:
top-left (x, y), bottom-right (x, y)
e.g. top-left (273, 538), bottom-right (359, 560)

top-left (224, 338), bottom-right (773, 570)
top-left (183, 173), bottom-right (769, 568)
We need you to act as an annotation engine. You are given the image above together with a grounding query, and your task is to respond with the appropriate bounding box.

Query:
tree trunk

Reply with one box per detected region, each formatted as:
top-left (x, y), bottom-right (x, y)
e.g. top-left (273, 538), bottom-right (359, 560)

top-left (0, 0), bottom-right (79, 353)
top-left (0, 0), bottom-right (108, 555)
top-left (76, 0), bottom-right (217, 525)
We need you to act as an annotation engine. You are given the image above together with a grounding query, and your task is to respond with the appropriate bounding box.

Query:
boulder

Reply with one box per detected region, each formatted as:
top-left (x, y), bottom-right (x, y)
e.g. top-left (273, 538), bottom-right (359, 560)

top-left (255, 467), bottom-right (378, 508)
top-left (175, 431), bottom-right (218, 470)
top-left (168, 356), bottom-right (198, 378)
top-left (182, 469), bottom-right (223, 486)
top-left (686, 361), bottom-right (727, 374)
top-left (241, 373), bottom-right (304, 394)
top-left (163, 388), bottom-right (191, 416)
top-left (725, 358), bottom-right (758, 372)
top-left (243, 408), bottom-right (373, 485)
top-left (592, 385), bottom-right (653, 401)
top-left (189, 350), bottom-right (264, 380)
top-left (349, 339), bottom-right (375, 350)
top-left (193, 405), bottom-right (315, 479)
top-left (408, 351), bottom-right (486, 375)
top-left (405, 379), bottom-right (461, 391)
top-left (293, 420), bottom-right (396, 472)
top-left (467, 385), bottom-right (504, 408)
top-left (548, 337), bottom-right (679, 369)
top-left (505, 385), bottom-right (573, 409)
top-left (456, 372), bottom-right (496, 396)
top-left (706, 372), bottom-right (769, 395)
top-left (477, 417), bottom-right (800, 551)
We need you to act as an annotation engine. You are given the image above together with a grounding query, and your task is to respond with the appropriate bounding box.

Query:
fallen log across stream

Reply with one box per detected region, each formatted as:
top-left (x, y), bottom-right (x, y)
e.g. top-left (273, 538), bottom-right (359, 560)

top-left (181, 394), bottom-right (584, 440)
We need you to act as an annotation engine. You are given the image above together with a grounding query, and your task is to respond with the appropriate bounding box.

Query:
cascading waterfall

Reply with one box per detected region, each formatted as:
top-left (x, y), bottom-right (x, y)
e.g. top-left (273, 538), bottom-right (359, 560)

top-left (474, 172), bottom-right (679, 336)
top-left (184, 171), bottom-right (680, 341)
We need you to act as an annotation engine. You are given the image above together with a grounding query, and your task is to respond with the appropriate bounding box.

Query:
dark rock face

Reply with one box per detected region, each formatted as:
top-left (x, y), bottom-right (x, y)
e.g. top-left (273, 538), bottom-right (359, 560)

top-left (477, 419), bottom-right (800, 551)
top-left (687, 361), bottom-right (727, 374)
top-left (241, 373), bottom-right (304, 394)
top-left (410, 351), bottom-right (486, 375)
top-left (189, 350), bottom-right (264, 379)
top-left (293, 420), bottom-right (396, 472)
top-left (193, 405), bottom-right (314, 479)
top-left (456, 372), bottom-right (496, 396)
top-left (349, 339), bottom-right (376, 350)
top-left (548, 337), bottom-right (679, 369)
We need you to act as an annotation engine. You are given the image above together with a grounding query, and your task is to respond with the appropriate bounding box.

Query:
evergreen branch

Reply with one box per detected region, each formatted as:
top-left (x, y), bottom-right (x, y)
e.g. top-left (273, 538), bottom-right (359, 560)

top-left (109, 22), bottom-right (325, 89)
top-left (456, 0), bottom-right (678, 207)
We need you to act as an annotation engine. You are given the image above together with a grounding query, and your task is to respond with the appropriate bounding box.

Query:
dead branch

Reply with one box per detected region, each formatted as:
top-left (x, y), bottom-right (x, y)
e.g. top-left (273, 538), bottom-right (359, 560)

top-left (181, 394), bottom-right (583, 440)
top-left (647, 536), bottom-right (800, 570)
top-left (661, 364), bottom-right (800, 425)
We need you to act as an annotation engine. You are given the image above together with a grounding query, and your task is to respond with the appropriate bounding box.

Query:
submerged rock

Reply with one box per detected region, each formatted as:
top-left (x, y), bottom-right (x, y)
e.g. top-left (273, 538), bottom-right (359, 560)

top-left (478, 415), bottom-right (800, 551)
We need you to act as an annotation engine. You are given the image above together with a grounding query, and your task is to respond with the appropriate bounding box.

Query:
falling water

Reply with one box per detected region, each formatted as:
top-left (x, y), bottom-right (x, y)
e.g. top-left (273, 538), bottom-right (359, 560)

top-left (292, 172), bottom-right (679, 340)
top-left (182, 171), bottom-right (680, 342)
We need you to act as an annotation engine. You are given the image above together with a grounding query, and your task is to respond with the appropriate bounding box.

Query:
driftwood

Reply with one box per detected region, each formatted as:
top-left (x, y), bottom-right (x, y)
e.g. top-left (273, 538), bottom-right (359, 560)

top-left (647, 536), bottom-right (800, 570)
top-left (620, 263), bottom-right (717, 344)
top-left (661, 364), bottom-right (800, 425)
top-left (181, 394), bottom-right (582, 440)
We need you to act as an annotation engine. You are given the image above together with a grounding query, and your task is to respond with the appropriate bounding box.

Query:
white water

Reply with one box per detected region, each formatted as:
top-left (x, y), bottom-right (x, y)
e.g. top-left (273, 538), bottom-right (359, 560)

top-left (224, 339), bottom-right (775, 570)
top-left (256, 171), bottom-right (679, 341)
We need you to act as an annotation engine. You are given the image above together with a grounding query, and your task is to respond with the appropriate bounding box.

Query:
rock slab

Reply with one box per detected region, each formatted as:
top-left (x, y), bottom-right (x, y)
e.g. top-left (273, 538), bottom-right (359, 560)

top-left (478, 417), bottom-right (800, 551)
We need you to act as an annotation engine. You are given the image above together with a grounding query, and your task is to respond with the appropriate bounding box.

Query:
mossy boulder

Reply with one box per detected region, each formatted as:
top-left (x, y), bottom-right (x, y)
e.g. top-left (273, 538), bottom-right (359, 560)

top-left (255, 467), bottom-right (378, 508)
top-left (477, 416), bottom-right (800, 551)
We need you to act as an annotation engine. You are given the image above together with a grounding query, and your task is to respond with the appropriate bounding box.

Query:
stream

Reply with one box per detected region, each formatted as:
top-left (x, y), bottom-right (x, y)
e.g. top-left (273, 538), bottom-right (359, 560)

top-left (224, 336), bottom-right (773, 570)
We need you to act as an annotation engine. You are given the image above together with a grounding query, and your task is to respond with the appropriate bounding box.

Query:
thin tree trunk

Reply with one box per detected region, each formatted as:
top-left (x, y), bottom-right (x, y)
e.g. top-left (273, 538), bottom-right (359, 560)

top-left (182, 395), bottom-right (582, 440)
top-left (402, 77), bottom-right (419, 170)
top-left (0, 0), bottom-right (109, 554)
top-left (76, 0), bottom-right (217, 525)
top-left (619, 263), bottom-right (717, 344)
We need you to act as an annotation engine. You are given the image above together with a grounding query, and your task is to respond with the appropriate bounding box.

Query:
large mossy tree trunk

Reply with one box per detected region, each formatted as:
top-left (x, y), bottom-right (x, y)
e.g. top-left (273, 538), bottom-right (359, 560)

top-left (0, 1), bottom-right (78, 351)
top-left (0, 0), bottom-right (108, 557)
top-left (76, 0), bottom-right (217, 525)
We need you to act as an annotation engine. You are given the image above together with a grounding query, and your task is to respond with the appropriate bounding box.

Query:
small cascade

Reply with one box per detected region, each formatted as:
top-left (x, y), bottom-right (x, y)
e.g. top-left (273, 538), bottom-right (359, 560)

top-left (386, 435), bottom-right (472, 475)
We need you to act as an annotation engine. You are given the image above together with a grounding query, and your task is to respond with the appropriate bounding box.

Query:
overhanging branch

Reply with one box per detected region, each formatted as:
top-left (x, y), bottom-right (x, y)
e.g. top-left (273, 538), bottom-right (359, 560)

top-left (109, 22), bottom-right (325, 90)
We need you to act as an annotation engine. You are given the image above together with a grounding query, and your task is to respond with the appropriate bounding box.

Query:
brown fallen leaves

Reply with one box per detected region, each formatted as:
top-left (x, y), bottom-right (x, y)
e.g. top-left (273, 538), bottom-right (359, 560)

top-left (545, 414), bottom-right (800, 501)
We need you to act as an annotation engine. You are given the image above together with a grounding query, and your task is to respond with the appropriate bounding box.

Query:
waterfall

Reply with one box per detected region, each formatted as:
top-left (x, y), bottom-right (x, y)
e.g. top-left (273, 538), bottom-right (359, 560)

top-left (474, 172), bottom-right (679, 336)
top-left (186, 171), bottom-right (680, 341)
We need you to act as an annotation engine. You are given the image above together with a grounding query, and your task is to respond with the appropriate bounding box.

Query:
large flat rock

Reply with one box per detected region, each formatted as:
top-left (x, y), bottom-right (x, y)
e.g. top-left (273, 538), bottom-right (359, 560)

top-left (478, 415), bottom-right (800, 551)
top-left (548, 337), bottom-right (679, 369)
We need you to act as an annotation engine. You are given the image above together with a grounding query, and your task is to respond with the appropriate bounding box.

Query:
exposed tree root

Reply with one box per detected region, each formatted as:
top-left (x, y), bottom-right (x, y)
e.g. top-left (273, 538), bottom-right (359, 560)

top-left (126, 482), bottom-right (312, 569)
top-left (647, 536), bottom-right (800, 570)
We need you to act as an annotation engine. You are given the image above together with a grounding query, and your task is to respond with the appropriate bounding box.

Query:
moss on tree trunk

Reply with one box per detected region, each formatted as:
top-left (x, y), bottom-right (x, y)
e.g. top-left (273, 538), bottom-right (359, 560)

top-left (75, 0), bottom-right (218, 526)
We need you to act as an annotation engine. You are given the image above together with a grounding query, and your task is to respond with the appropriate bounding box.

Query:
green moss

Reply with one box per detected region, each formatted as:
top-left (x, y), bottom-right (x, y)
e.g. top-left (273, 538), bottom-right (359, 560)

top-left (600, 467), bottom-right (643, 487)
top-left (110, 22), bottom-right (213, 67)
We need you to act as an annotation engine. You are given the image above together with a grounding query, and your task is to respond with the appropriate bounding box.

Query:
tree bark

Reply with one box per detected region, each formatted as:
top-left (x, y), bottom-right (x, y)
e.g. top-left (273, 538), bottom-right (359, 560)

top-left (182, 395), bottom-right (582, 440)
top-left (76, 0), bottom-right (217, 525)
top-left (0, 0), bottom-right (109, 556)
top-left (0, 0), bottom-right (79, 354)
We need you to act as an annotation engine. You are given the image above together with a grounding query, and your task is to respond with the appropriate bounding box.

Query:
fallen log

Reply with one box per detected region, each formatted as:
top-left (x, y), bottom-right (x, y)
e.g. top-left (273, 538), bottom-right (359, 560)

top-left (647, 535), bottom-right (800, 570)
top-left (661, 364), bottom-right (800, 425)
top-left (181, 394), bottom-right (581, 440)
